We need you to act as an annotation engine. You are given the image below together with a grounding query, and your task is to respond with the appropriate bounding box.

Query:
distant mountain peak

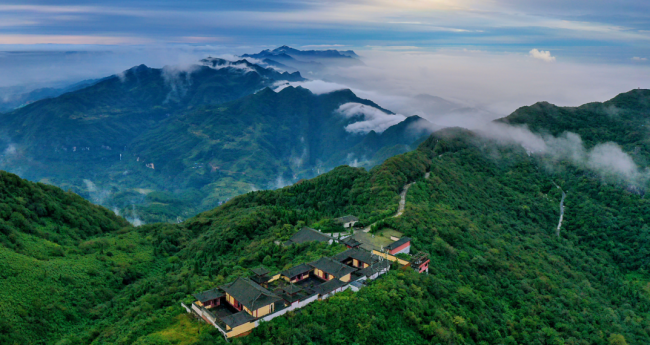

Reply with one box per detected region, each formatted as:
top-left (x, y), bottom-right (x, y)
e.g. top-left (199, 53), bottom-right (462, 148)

top-left (274, 45), bottom-right (294, 51)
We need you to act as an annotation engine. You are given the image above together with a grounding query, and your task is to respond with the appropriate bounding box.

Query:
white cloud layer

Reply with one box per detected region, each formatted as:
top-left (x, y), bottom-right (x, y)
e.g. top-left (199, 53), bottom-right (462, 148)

top-left (302, 49), bottom-right (650, 128)
top-left (336, 102), bottom-right (406, 134)
top-left (529, 49), bottom-right (556, 62)
top-left (272, 80), bottom-right (348, 95)
top-left (478, 122), bottom-right (648, 185)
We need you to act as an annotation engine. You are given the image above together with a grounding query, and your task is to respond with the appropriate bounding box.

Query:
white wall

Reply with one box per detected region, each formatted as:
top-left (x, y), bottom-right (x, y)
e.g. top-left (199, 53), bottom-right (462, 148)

top-left (259, 294), bottom-right (319, 323)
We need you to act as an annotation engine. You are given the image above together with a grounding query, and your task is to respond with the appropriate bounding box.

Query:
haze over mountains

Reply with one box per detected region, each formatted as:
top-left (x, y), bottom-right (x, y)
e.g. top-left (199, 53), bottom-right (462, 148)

top-left (0, 47), bottom-right (437, 223)
top-left (0, 43), bottom-right (650, 345)
top-left (1, 87), bottom-right (650, 344)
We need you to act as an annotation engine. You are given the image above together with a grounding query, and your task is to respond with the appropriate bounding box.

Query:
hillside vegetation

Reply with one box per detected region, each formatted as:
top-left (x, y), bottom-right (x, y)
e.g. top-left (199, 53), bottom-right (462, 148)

top-left (0, 59), bottom-right (430, 224)
top-left (1, 89), bottom-right (649, 345)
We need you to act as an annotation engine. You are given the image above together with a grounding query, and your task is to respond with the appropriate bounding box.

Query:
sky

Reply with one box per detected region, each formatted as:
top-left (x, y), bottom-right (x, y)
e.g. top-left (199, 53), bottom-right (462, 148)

top-left (0, 0), bottom-right (648, 57)
top-left (1, 0), bottom-right (650, 122)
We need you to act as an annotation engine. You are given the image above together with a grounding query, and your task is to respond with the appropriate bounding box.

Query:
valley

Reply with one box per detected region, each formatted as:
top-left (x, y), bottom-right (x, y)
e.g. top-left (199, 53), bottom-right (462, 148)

top-left (0, 49), bottom-right (435, 224)
top-left (0, 46), bottom-right (649, 345)
top-left (0, 89), bottom-right (649, 344)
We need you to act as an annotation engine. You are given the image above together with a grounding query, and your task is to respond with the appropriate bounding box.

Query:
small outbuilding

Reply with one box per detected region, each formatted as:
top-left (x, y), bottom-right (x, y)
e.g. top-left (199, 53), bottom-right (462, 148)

top-left (193, 288), bottom-right (224, 309)
top-left (284, 227), bottom-right (334, 246)
top-left (334, 215), bottom-right (359, 228)
top-left (385, 237), bottom-right (411, 255)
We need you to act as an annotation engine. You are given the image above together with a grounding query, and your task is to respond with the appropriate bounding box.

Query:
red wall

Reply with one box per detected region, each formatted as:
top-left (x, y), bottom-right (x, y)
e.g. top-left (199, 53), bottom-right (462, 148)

top-left (388, 241), bottom-right (410, 254)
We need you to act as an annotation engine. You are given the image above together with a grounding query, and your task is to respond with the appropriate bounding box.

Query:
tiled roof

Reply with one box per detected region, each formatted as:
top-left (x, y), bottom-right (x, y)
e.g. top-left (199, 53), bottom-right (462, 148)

top-left (220, 277), bottom-right (282, 311)
top-left (357, 260), bottom-right (390, 277)
top-left (221, 311), bottom-right (255, 328)
top-left (286, 227), bottom-right (332, 245)
top-left (250, 266), bottom-right (270, 276)
top-left (193, 288), bottom-right (224, 303)
top-left (332, 248), bottom-right (376, 265)
top-left (281, 263), bottom-right (313, 278)
top-left (334, 215), bottom-right (359, 223)
top-left (341, 237), bottom-right (361, 247)
top-left (385, 237), bottom-right (411, 250)
top-left (282, 285), bottom-right (303, 295)
top-left (309, 257), bottom-right (357, 278)
top-left (313, 278), bottom-right (347, 295)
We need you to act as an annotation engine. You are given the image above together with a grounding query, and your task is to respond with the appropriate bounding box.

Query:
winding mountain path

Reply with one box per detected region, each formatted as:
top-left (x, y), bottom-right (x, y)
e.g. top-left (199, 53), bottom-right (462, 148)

top-left (394, 182), bottom-right (413, 218)
top-left (358, 172), bottom-right (430, 233)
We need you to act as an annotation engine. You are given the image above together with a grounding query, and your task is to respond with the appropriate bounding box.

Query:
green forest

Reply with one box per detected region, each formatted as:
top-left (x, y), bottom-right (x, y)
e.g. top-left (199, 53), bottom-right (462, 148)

top-left (0, 63), bottom-right (430, 225)
top-left (1, 89), bottom-right (649, 344)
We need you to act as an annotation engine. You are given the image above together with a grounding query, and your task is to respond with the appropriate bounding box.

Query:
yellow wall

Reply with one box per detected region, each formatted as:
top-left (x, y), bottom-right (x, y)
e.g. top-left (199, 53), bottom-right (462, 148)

top-left (243, 302), bottom-right (275, 318)
top-left (267, 273), bottom-right (281, 283)
top-left (353, 259), bottom-right (359, 267)
top-left (254, 303), bottom-right (273, 317)
top-left (372, 250), bottom-right (410, 266)
top-left (314, 268), bottom-right (328, 280)
top-left (226, 293), bottom-right (236, 306)
top-left (340, 273), bottom-right (351, 282)
top-left (363, 263), bottom-right (369, 268)
top-left (227, 321), bottom-right (257, 338)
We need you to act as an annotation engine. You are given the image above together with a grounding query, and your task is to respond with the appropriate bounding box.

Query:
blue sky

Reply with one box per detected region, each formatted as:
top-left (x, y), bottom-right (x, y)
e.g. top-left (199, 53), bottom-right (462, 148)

top-left (0, 0), bottom-right (649, 61)
top-left (1, 0), bottom-right (649, 117)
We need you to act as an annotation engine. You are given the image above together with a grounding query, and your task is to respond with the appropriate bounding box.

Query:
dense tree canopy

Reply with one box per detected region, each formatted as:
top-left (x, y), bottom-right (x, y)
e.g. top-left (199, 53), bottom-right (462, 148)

top-left (1, 89), bottom-right (650, 344)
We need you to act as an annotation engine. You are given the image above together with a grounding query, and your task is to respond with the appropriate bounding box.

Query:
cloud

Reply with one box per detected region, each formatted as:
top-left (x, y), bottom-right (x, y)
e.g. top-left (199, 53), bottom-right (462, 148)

top-left (82, 179), bottom-right (112, 205)
top-left (203, 60), bottom-right (256, 73)
top-left (1, 46), bottom-right (649, 134)
top-left (529, 49), bottom-right (556, 62)
top-left (478, 122), bottom-right (648, 185)
top-left (0, 34), bottom-right (152, 45)
top-left (587, 143), bottom-right (639, 181)
top-left (303, 49), bottom-right (650, 127)
top-left (336, 102), bottom-right (406, 134)
top-left (3, 144), bottom-right (16, 155)
top-left (632, 57), bottom-right (647, 61)
top-left (161, 63), bottom-right (200, 103)
top-left (273, 80), bottom-right (349, 94)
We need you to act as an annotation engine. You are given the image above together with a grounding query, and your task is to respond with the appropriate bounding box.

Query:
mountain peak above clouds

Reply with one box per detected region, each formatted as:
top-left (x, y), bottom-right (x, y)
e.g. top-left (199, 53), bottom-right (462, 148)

top-left (270, 45), bottom-right (359, 59)
top-left (242, 46), bottom-right (363, 73)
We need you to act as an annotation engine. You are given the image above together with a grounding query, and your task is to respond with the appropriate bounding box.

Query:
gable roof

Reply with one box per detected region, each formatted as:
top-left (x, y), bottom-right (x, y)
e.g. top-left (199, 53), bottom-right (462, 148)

top-left (221, 311), bottom-right (255, 328)
top-left (193, 288), bottom-right (224, 303)
top-left (332, 248), bottom-right (376, 265)
top-left (309, 257), bottom-right (357, 278)
top-left (385, 237), bottom-right (411, 251)
top-left (220, 277), bottom-right (281, 311)
top-left (313, 278), bottom-right (347, 295)
top-left (282, 285), bottom-right (303, 295)
top-left (334, 215), bottom-right (359, 223)
top-left (281, 263), bottom-right (313, 278)
top-left (341, 237), bottom-right (361, 247)
top-left (250, 266), bottom-right (270, 276)
top-left (287, 227), bottom-right (332, 245)
top-left (357, 260), bottom-right (390, 277)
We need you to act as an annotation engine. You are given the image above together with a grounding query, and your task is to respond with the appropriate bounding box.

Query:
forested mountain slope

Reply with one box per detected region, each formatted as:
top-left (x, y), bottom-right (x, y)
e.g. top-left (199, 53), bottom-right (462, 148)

top-left (126, 86), bottom-right (421, 192)
top-left (3, 89), bottom-right (648, 343)
top-left (0, 171), bottom-right (155, 343)
top-left (0, 62), bottom-right (304, 165)
top-left (502, 88), bottom-right (650, 156)
top-left (0, 58), bottom-right (431, 224)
